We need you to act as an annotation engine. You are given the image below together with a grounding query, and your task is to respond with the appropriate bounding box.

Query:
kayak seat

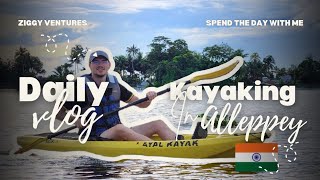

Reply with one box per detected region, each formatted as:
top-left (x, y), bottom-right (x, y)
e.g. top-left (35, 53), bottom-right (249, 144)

top-left (192, 122), bottom-right (208, 139)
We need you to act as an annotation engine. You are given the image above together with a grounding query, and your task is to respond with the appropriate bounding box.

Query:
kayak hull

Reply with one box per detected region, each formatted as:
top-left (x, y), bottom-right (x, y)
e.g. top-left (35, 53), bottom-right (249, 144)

top-left (17, 133), bottom-right (266, 158)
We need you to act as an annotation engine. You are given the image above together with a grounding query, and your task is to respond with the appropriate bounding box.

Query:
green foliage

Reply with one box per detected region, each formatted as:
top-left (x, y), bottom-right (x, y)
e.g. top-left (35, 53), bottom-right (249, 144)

top-left (126, 44), bottom-right (140, 75)
top-left (114, 44), bottom-right (143, 86)
top-left (109, 38), bottom-right (320, 87)
top-left (0, 47), bottom-right (46, 88)
top-left (136, 37), bottom-right (249, 87)
top-left (68, 45), bottom-right (87, 74)
top-left (203, 43), bottom-right (247, 62)
top-left (47, 63), bottom-right (73, 82)
top-left (122, 74), bottom-right (141, 87)
top-left (276, 68), bottom-right (287, 79)
top-left (13, 47), bottom-right (46, 77)
top-left (263, 55), bottom-right (275, 78)
top-left (114, 55), bottom-right (129, 76)
top-left (0, 59), bottom-right (15, 87)
top-left (296, 56), bottom-right (320, 84)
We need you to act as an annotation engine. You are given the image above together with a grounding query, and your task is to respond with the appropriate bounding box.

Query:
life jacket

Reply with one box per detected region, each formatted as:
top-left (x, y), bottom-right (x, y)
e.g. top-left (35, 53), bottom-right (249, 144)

top-left (82, 74), bottom-right (122, 136)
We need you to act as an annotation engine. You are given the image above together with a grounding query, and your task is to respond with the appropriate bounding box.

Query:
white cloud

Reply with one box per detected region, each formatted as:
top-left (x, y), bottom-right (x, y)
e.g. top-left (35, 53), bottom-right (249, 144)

top-left (16, 0), bottom-right (224, 14)
top-left (160, 25), bottom-right (303, 48)
top-left (30, 36), bottom-right (89, 74)
top-left (90, 0), bottom-right (218, 13)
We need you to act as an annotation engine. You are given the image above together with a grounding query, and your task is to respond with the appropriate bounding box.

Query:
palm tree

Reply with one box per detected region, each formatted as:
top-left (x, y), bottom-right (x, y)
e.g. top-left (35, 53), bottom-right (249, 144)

top-left (263, 55), bottom-right (275, 78)
top-left (14, 47), bottom-right (29, 75)
top-left (250, 52), bottom-right (261, 62)
top-left (52, 65), bottom-right (64, 78)
top-left (69, 45), bottom-right (87, 74)
top-left (126, 44), bottom-right (140, 75)
top-left (52, 63), bottom-right (73, 81)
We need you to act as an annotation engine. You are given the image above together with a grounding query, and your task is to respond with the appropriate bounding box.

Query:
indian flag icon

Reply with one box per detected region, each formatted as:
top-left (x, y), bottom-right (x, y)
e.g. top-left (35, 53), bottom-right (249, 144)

top-left (235, 143), bottom-right (278, 172)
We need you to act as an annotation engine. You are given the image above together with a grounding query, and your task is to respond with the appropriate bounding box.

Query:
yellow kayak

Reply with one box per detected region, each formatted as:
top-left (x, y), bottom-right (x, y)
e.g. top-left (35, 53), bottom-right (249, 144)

top-left (17, 133), bottom-right (267, 158)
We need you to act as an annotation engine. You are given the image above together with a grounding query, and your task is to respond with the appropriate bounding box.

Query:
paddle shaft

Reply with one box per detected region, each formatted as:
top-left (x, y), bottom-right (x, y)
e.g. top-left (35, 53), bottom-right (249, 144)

top-left (103, 80), bottom-right (193, 116)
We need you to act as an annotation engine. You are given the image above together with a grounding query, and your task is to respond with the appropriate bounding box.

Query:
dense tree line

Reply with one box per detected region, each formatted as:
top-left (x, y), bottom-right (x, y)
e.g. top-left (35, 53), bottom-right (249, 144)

top-left (114, 36), bottom-right (248, 87)
top-left (1, 36), bottom-right (320, 88)
top-left (0, 47), bottom-right (46, 88)
top-left (112, 36), bottom-right (320, 87)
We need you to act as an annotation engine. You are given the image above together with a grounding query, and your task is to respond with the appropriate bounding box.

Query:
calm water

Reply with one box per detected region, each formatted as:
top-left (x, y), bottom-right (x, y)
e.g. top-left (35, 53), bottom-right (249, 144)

top-left (0, 89), bottom-right (319, 179)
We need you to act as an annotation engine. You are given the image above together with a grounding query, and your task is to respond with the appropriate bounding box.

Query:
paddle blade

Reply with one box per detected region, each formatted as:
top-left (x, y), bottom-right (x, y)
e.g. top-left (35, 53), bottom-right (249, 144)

top-left (190, 59), bottom-right (240, 83)
top-left (14, 138), bottom-right (47, 154)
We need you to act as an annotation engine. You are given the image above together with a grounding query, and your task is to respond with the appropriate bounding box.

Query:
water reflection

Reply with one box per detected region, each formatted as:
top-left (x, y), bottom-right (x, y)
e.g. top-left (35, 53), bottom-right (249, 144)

top-left (72, 157), bottom-right (257, 179)
top-left (74, 158), bottom-right (163, 179)
top-left (75, 164), bottom-right (122, 179)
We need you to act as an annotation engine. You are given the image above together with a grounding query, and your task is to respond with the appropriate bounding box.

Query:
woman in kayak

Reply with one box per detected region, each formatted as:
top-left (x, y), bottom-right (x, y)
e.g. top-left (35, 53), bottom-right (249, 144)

top-left (57, 50), bottom-right (179, 141)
